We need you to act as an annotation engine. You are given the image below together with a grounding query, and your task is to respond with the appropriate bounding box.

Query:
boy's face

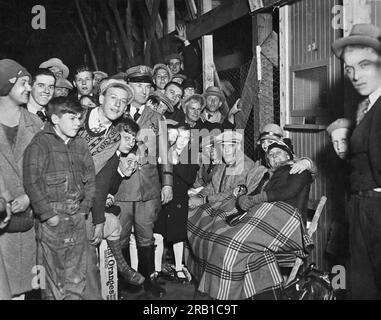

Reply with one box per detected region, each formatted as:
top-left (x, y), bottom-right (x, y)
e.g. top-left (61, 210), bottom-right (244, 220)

top-left (31, 74), bottom-right (55, 106)
top-left (165, 84), bottom-right (183, 106)
top-left (100, 87), bottom-right (129, 121)
top-left (167, 58), bottom-right (182, 75)
top-left (331, 128), bottom-right (350, 160)
top-left (184, 87), bottom-right (195, 99)
top-left (52, 112), bottom-right (82, 138)
top-left (154, 69), bottom-right (170, 90)
top-left (8, 76), bottom-right (31, 105)
top-left (119, 131), bottom-right (136, 154)
top-left (74, 71), bottom-right (94, 96)
top-left (176, 129), bottom-right (191, 150)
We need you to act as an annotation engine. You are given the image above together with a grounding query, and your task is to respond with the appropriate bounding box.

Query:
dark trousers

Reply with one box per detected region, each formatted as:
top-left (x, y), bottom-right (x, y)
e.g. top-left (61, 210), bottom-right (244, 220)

top-left (348, 194), bottom-right (381, 299)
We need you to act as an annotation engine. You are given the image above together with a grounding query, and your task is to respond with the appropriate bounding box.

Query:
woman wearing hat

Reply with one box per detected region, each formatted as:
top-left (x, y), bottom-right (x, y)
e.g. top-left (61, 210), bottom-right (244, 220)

top-left (0, 59), bottom-right (41, 299)
top-left (254, 123), bottom-right (316, 175)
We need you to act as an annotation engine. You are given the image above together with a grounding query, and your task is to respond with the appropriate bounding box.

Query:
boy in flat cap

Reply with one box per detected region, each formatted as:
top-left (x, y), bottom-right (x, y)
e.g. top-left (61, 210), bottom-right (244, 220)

top-left (325, 119), bottom-right (352, 270)
top-left (332, 23), bottom-right (381, 299)
top-left (115, 65), bottom-right (173, 298)
top-left (0, 59), bottom-right (41, 298)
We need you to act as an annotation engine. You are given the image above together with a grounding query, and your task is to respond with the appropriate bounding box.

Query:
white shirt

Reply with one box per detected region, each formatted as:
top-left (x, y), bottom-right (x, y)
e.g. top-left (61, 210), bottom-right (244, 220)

top-left (130, 105), bottom-right (145, 119)
top-left (27, 98), bottom-right (45, 115)
top-left (88, 107), bottom-right (112, 134)
top-left (367, 86), bottom-right (381, 112)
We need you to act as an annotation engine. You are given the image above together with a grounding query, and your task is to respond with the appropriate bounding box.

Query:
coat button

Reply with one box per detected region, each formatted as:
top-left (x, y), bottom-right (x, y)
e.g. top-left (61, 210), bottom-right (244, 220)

top-left (177, 204), bottom-right (181, 208)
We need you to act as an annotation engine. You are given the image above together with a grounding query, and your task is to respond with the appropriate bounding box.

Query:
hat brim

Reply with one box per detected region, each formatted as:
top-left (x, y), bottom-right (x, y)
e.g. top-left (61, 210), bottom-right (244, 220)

top-left (128, 76), bottom-right (154, 85)
top-left (203, 91), bottom-right (225, 101)
top-left (332, 36), bottom-right (381, 58)
top-left (40, 61), bottom-right (69, 79)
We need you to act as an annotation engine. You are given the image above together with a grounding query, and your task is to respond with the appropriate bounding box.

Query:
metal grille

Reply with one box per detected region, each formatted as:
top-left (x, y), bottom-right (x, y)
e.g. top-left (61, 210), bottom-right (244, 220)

top-left (217, 60), bottom-right (281, 160)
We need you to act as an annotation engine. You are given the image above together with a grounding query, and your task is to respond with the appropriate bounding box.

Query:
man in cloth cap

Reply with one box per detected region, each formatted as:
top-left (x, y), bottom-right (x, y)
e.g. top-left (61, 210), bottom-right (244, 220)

top-left (39, 57), bottom-right (70, 79)
top-left (77, 78), bottom-right (134, 299)
top-left (0, 59), bottom-right (41, 298)
top-left (332, 23), bottom-right (381, 299)
top-left (202, 86), bottom-right (234, 131)
top-left (114, 65), bottom-right (173, 298)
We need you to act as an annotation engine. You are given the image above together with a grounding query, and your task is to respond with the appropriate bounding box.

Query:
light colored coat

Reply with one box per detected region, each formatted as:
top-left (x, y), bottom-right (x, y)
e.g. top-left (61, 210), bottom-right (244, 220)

top-left (199, 154), bottom-right (268, 203)
top-left (0, 108), bottom-right (41, 296)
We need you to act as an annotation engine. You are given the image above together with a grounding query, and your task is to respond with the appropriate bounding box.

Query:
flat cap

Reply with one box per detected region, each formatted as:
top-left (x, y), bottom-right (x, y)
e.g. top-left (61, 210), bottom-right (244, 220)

top-left (100, 79), bottom-right (134, 105)
top-left (326, 118), bottom-right (353, 136)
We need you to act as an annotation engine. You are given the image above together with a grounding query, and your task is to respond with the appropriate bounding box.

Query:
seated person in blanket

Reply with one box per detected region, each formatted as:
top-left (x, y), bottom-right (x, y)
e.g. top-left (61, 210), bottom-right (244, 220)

top-left (92, 117), bottom-right (145, 286)
top-left (236, 140), bottom-right (313, 220)
top-left (254, 123), bottom-right (316, 174)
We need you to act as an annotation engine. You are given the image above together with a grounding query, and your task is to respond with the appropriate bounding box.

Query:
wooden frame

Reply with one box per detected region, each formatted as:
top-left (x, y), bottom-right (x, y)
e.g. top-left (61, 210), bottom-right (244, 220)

top-left (290, 60), bottom-right (330, 118)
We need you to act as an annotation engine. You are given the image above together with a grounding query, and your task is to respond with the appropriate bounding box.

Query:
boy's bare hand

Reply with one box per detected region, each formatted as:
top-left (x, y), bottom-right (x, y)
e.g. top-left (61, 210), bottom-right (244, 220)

top-left (11, 194), bottom-right (30, 213)
top-left (0, 201), bottom-right (11, 229)
top-left (46, 215), bottom-right (60, 227)
top-left (90, 223), bottom-right (104, 246)
top-left (161, 185), bottom-right (173, 204)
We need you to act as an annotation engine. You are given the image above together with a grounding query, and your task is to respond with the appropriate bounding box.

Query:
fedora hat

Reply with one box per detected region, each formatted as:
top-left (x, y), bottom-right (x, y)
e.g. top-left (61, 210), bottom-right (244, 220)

top-left (39, 58), bottom-right (70, 79)
top-left (332, 24), bottom-right (381, 58)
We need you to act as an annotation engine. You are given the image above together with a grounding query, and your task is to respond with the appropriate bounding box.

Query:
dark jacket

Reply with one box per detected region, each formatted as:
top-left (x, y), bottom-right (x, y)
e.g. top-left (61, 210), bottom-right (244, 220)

top-left (349, 96), bottom-right (381, 191)
top-left (92, 153), bottom-right (122, 225)
top-left (116, 105), bottom-right (173, 202)
top-left (154, 149), bottom-right (198, 242)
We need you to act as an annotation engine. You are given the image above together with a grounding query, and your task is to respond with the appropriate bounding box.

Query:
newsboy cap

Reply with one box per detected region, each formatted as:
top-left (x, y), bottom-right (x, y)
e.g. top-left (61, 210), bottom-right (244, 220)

top-left (326, 118), bottom-right (353, 136)
top-left (100, 79), bottom-right (134, 105)
top-left (0, 59), bottom-right (31, 96)
top-left (332, 24), bottom-right (381, 58)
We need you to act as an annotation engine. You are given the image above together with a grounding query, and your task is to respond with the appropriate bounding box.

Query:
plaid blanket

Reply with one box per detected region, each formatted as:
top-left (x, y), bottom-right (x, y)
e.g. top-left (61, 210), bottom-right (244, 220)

top-left (186, 201), bottom-right (313, 300)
